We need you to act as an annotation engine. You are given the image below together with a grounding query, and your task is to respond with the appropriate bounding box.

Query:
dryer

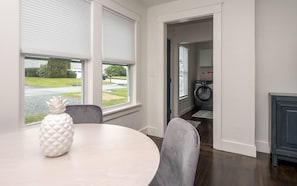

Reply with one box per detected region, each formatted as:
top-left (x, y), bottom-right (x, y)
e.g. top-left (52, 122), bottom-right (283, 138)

top-left (193, 80), bottom-right (213, 110)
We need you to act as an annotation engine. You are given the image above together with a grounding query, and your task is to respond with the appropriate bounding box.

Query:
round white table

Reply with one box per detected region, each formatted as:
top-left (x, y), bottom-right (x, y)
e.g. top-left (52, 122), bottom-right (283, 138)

top-left (0, 124), bottom-right (160, 186)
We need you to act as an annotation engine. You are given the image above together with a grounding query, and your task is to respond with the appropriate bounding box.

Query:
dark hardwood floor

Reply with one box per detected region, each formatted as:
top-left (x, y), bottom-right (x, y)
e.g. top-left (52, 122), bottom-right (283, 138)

top-left (149, 109), bottom-right (297, 186)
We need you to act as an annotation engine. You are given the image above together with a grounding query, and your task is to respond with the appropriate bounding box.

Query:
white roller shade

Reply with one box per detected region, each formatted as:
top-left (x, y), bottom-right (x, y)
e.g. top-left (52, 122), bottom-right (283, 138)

top-left (21, 0), bottom-right (91, 59)
top-left (102, 9), bottom-right (135, 64)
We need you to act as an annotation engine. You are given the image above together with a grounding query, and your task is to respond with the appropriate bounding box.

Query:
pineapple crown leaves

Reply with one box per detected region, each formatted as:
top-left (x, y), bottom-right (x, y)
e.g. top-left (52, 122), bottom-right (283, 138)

top-left (47, 96), bottom-right (68, 114)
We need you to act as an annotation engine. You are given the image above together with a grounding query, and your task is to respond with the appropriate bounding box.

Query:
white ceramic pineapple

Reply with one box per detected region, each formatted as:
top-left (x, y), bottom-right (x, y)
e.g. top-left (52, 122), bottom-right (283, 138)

top-left (40, 96), bottom-right (74, 157)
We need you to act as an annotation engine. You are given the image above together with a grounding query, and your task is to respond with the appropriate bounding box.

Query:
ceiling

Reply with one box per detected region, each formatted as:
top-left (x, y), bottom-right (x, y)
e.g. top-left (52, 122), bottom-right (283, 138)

top-left (139, 0), bottom-right (178, 7)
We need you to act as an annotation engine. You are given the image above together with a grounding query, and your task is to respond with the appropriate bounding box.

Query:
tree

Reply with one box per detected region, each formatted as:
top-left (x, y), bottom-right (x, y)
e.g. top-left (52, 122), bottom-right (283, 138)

top-left (104, 65), bottom-right (126, 76)
top-left (38, 64), bottom-right (47, 77)
top-left (46, 59), bottom-right (71, 78)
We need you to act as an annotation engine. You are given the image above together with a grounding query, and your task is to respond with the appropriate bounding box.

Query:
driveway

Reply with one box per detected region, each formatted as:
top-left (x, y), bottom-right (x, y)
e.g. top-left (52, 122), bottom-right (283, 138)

top-left (25, 79), bottom-right (127, 115)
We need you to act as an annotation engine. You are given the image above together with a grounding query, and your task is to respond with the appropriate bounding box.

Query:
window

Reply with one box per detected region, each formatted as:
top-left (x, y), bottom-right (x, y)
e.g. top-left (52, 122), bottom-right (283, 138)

top-left (179, 46), bottom-right (189, 99)
top-left (20, 0), bottom-right (139, 124)
top-left (21, 0), bottom-right (90, 124)
top-left (24, 57), bottom-right (84, 124)
top-left (102, 8), bottom-right (135, 109)
top-left (102, 64), bottom-right (129, 107)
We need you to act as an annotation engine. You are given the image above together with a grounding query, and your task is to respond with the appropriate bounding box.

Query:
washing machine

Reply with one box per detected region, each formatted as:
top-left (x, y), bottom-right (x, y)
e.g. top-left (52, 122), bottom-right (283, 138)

top-left (193, 80), bottom-right (213, 110)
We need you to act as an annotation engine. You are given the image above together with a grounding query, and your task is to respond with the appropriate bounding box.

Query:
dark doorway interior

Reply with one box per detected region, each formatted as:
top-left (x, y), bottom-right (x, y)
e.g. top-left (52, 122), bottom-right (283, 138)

top-left (181, 108), bottom-right (213, 147)
top-left (166, 39), bottom-right (172, 124)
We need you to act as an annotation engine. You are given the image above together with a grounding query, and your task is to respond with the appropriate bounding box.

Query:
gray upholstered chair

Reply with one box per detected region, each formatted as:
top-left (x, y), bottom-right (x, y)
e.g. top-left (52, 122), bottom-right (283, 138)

top-left (150, 117), bottom-right (200, 186)
top-left (65, 105), bottom-right (103, 124)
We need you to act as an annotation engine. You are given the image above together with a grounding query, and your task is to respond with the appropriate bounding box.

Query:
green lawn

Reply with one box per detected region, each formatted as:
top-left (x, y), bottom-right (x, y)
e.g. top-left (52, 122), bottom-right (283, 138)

top-left (62, 92), bottom-right (81, 98)
top-left (110, 76), bottom-right (127, 80)
top-left (102, 88), bottom-right (128, 107)
top-left (102, 97), bottom-right (127, 107)
top-left (26, 77), bottom-right (115, 87)
top-left (25, 77), bottom-right (128, 124)
top-left (25, 113), bottom-right (47, 124)
top-left (102, 80), bottom-right (113, 85)
top-left (25, 77), bottom-right (81, 87)
top-left (61, 88), bottom-right (128, 100)
top-left (103, 88), bottom-right (127, 97)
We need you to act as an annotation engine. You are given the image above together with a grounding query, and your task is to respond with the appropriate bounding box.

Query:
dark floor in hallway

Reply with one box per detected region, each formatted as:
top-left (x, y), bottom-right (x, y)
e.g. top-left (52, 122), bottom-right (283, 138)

top-left (149, 109), bottom-right (297, 186)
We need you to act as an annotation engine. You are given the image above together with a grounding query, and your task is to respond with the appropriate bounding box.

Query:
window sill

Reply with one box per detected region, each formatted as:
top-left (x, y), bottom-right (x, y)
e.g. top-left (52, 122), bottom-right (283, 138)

top-left (103, 103), bottom-right (142, 122)
top-left (179, 95), bottom-right (189, 101)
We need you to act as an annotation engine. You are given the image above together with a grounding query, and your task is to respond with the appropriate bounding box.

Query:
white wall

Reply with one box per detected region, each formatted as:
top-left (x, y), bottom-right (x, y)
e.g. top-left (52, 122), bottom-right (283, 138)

top-left (3, 0), bottom-right (291, 158)
top-left (0, 0), bottom-right (21, 133)
top-left (147, 0), bottom-right (256, 157)
top-left (256, 0), bottom-right (297, 153)
top-left (170, 19), bottom-right (213, 43)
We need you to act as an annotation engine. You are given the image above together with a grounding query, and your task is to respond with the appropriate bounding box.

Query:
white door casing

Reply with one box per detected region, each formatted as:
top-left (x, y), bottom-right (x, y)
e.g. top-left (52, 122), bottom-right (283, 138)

top-left (149, 3), bottom-right (222, 150)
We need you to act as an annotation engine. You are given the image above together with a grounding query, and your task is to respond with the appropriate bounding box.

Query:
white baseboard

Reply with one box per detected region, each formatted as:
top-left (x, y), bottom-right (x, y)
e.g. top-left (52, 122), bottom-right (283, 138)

top-left (179, 105), bottom-right (195, 116)
top-left (144, 125), bottom-right (270, 155)
top-left (221, 139), bottom-right (257, 157)
top-left (138, 126), bottom-right (148, 134)
top-left (256, 140), bottom-right (270, 153)
top-left (144, 121), bottom-right (268, 156)
top-left (147, 126), bottom-right (164, 138)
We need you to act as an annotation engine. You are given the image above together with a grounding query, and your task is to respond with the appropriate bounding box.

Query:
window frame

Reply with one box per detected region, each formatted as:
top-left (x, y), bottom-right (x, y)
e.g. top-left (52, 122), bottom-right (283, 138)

top-left (22, 55), bottom-right (86, 125)
top-left (101, 63), bottom-right (131, 109)
top-left (101, 7), bottom-right (136, 111)
top-left (90, 2), bottom-right (141, 121)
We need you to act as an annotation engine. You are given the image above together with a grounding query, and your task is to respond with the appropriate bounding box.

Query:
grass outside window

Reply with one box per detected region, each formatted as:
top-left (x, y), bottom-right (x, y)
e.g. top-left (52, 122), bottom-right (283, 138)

top-left (25, 77), bottom-right (128, 124)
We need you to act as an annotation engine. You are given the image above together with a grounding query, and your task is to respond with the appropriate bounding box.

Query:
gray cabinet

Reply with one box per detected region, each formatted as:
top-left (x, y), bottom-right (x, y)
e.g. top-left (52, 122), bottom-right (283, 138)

top-left (270, 93), bottom-right (297, 166)
top-left (199, 49), bottom-right (213, 67)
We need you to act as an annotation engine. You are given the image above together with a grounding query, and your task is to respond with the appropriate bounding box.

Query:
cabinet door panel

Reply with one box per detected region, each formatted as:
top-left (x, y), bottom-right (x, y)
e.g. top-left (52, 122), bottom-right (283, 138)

top-left (286, 110), bottom-right (297, 145)
top-left (271, 94), bottom-right (297, 166)
top-left (276, 100), bottom-right (297, 152)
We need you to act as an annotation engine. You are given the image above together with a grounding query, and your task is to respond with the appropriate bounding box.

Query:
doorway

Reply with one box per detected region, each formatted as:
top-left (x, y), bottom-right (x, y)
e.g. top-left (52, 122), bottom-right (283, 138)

top-left (162, 5), bottom-right (222, 150)
top-left (167, 18), bottom-right (214, 146)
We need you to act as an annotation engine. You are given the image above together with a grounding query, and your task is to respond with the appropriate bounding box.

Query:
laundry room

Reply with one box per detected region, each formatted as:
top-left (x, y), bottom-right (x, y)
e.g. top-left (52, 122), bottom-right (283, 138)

top-left (167, 16), bottom-right (214, 146)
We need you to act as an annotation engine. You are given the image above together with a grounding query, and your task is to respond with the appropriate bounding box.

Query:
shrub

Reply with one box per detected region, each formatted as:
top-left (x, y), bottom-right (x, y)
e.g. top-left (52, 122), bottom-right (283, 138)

top-left (67, 71), bottom-right (77, 78)
top-left (46, 59), bottom-right (71, 78)
top-left (25, 68), bottom-right (39, 77)
top-left (38, 64), bottom-right (47, 77)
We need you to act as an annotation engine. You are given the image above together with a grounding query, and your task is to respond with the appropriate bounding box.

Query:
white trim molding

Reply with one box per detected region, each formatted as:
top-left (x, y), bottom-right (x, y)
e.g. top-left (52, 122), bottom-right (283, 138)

top-left (147, 3), bottom-right (223, 149)
top-left (158, 3), bottom-right (222, 23)
top-left (256, 140), bottom-right (270, 153)
top-left (222, 139), bottom-right (257, 157)
top-left (103, 103), bottom-right (142, 122)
